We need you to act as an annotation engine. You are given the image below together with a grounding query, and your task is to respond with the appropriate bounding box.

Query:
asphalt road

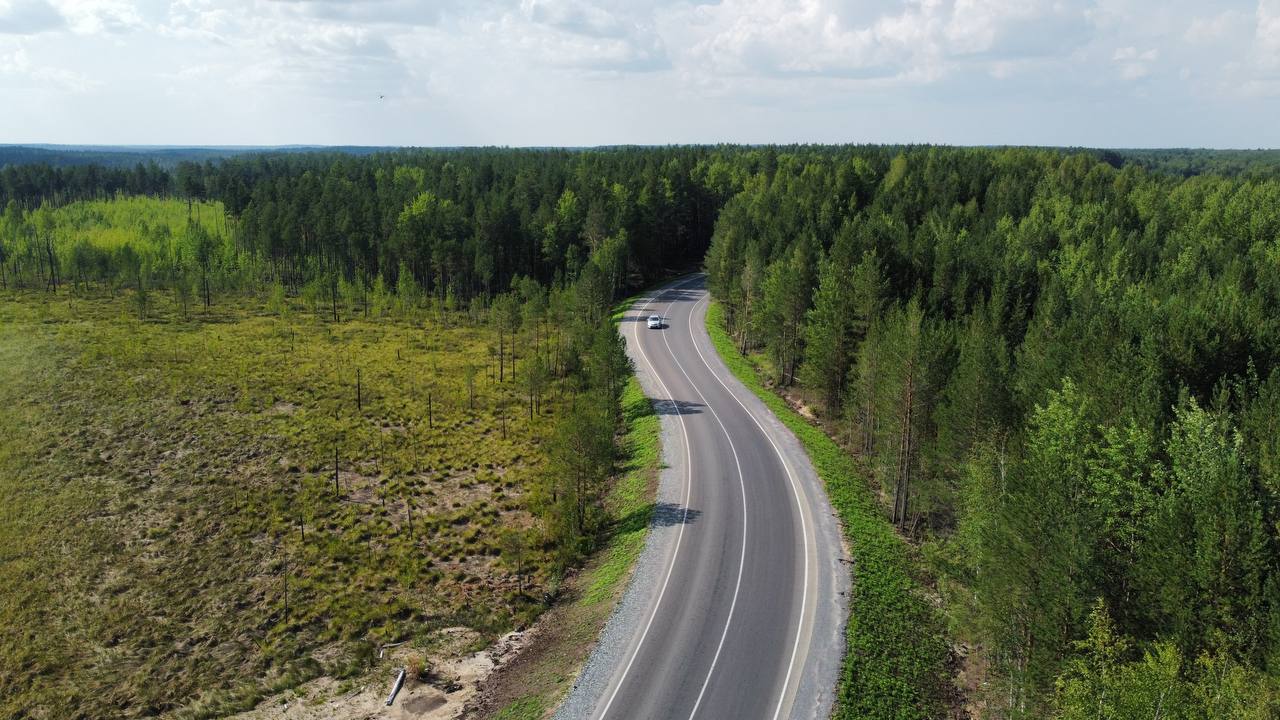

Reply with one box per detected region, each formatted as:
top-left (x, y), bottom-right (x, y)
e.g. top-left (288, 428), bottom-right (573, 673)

top-left (555, 275), bottom-right (848, 720)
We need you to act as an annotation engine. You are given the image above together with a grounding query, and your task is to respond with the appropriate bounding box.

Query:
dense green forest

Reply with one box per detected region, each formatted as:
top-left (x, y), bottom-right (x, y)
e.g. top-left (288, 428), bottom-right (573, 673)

top-left (4, 144), bottom-right (1279, 717)
top-left (1113, 148), bottom-right (1280, 179)
top-left (705, 147), bottom-right (1280, 717)
top-left (0, 145), bottom-right (393, 172)
top-left (1, 148), bottom-right (722, 298)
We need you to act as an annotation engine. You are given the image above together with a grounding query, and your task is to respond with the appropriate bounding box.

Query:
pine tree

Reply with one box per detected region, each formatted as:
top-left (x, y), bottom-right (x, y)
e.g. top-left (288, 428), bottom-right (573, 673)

top-left (395, 261), bottom-right (421, 319)
top-left (800, 236), bottom-right (885, 415)
top-left (971, 379), bottom-right (1100, 714)
top-left (935, 302), bottom-right (1011, 467)
top-left (865, 297), bottom-right (944, 530)
top-left (757, 238), bottom-right (816, 385)
top-left (1143, 401), bottom-right (1271, 663)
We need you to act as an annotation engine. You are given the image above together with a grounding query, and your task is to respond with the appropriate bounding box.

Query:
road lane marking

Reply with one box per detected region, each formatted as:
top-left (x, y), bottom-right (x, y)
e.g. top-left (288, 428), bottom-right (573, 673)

top-left (686, 295), bottom-right (814, 720)
top-left (661, 290), bottom-right (749, 720)
top-left (596, 277), bottom-right (700, 720)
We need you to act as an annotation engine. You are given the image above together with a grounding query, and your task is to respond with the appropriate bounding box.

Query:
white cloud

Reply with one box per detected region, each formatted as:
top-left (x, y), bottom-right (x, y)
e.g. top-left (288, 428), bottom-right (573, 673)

top-left (1185, 10), bottom-right (1246, 44)
top-left (1259, 0), bottom-right (1280, 68)
top-left (946, 0), bottom-right (1092, 57)
top-left (266, 0), bottom-right (451, 26)
top-left (0, 44), bottom-right (29, 70)
top-left (160, 0), bottom-right (234, 40)
top-left (0, 0), bottom-right (64, 34)
top-left (50, 0), bottom-right (146, 34)
top-left (1113, 46), bottom-right (1157, 61)
top-left (683, 0), bottom-right (925, 80)
top-left (674, 0), bottom-right (1099, 85)
top-left (0, 43), bottom-right (95, 89)
top-left (31, 60), bottom-right (93, 88)
top-left (507, 0), bottom-right (671, 71)
top-left (522, 0), bottom-right (627, 37)
top-left (0, 0), bottom-right (1278, 145)
top-left (1113, 46), bottom-right (1157, 80)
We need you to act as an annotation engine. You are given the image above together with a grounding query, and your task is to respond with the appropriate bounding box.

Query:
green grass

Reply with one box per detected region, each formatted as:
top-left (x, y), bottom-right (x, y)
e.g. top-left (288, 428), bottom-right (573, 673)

top-left (0, 289), bottom-right (566, 720)
top-left (704, 302), bottom-right (949, 720)
top-left (493, 696), bottom-right (547, 720)
top-left (53, 196), bottom-right (225, 253)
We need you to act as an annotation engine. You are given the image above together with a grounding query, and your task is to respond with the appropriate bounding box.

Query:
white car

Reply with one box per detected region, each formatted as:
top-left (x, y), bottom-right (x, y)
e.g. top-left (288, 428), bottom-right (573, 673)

top-left (647, 315), bottom-right (663, 329)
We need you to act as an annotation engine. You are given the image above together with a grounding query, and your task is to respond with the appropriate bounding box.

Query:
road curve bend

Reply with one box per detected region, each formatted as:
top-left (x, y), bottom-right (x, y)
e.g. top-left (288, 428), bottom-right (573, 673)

top-left (555, 275), bottom-right (849, 720)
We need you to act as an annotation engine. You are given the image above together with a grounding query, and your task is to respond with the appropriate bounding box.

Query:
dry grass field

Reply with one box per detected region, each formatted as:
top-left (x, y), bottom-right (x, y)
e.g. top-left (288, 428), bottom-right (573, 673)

top-left (0, 290), bottom-right (573, 719)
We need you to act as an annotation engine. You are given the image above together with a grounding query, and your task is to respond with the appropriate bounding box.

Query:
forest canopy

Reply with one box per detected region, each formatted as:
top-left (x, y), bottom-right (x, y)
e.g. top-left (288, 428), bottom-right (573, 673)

top-left (3, 143), bottom-right (1279, 717)
top-left (704, 146), bottom-right (1280, 717)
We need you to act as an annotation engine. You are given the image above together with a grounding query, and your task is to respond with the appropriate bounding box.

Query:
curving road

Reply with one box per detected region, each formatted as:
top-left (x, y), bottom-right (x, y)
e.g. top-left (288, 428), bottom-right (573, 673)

top-left (555, 275), bottom-right (848, 720)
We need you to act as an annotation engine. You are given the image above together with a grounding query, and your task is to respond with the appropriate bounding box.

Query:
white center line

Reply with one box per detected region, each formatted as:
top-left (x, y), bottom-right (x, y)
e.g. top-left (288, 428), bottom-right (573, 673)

top-left (663, 289), bottom-right (749, 720)
top-left (685, 295), bottom-right (814, 720)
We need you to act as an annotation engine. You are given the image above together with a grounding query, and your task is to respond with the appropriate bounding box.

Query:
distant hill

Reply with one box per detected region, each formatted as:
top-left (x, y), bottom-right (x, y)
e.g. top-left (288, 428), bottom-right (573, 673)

top-left (5, 143), bottom-right (1279, 178)
top-left (0, 144), bottom-right (397, 169)
top-left (1105, 147), bottom-right (1280, 178)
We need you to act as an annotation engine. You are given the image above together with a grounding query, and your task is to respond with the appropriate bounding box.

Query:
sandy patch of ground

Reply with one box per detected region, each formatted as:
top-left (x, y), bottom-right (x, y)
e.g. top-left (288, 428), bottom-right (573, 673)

top-left (232, 628), bottom-right (535, 720)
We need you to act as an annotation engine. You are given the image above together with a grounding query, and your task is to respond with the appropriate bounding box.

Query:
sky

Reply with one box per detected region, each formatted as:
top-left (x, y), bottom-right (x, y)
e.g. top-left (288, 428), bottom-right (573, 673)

top-left (0, 0), bottom-right (1278, 148)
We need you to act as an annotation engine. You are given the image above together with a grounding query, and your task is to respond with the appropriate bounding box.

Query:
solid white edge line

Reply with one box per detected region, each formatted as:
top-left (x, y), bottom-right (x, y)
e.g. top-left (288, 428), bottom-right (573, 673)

top-left (595, 277), bottom-right (698, 720)
top-left (687, 295), bottom-right (814, 720)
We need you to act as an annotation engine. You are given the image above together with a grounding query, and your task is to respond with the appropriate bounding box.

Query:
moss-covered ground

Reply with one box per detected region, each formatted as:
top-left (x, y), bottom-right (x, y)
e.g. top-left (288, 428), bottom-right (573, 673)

top-left (0, 290), bottom-right (566, 719)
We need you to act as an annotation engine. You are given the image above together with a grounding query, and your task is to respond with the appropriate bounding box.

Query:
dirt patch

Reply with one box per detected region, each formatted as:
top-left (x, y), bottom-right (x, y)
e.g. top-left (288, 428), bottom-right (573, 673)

top-left (403, 692), bottom-right (447, 713)
top-left (463, 530), bottom-right (641, 718)
top-left (230, 628), bottom-right (536, 720)
top-left (952, 641), bottom-right (985, 720)
top-left (270, 401), bottom-right (300, 415)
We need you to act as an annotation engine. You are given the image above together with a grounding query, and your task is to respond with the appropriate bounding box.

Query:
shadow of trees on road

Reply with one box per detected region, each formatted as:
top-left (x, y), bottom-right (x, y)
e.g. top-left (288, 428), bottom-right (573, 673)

top-left (612, 502), bottom-right (703, 537)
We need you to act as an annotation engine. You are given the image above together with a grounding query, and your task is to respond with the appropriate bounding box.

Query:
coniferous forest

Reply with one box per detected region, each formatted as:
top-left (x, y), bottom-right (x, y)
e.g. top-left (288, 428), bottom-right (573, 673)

top-left (704, 146), bottom-right (1280, 717)
top-left (3, 145), bottom-right (1280, 717)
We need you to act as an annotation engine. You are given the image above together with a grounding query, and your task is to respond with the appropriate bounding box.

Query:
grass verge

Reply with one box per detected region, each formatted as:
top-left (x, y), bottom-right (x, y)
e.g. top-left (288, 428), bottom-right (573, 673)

top-left (704, 302), bottom-right (949, 720)
top-left (493, 697), bottom-right (548, 720)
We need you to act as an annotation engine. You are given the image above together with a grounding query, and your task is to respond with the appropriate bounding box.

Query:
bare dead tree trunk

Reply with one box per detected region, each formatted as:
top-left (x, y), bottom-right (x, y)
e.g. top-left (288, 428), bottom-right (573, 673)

top-left (282, 561), bottom-right (289, 624)
top-left (892, 369), bottom-right (915, 528)
top-left (45, 239), bottom-right (59, 293)
top-left (404, 495), bottom-right (414, 539)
